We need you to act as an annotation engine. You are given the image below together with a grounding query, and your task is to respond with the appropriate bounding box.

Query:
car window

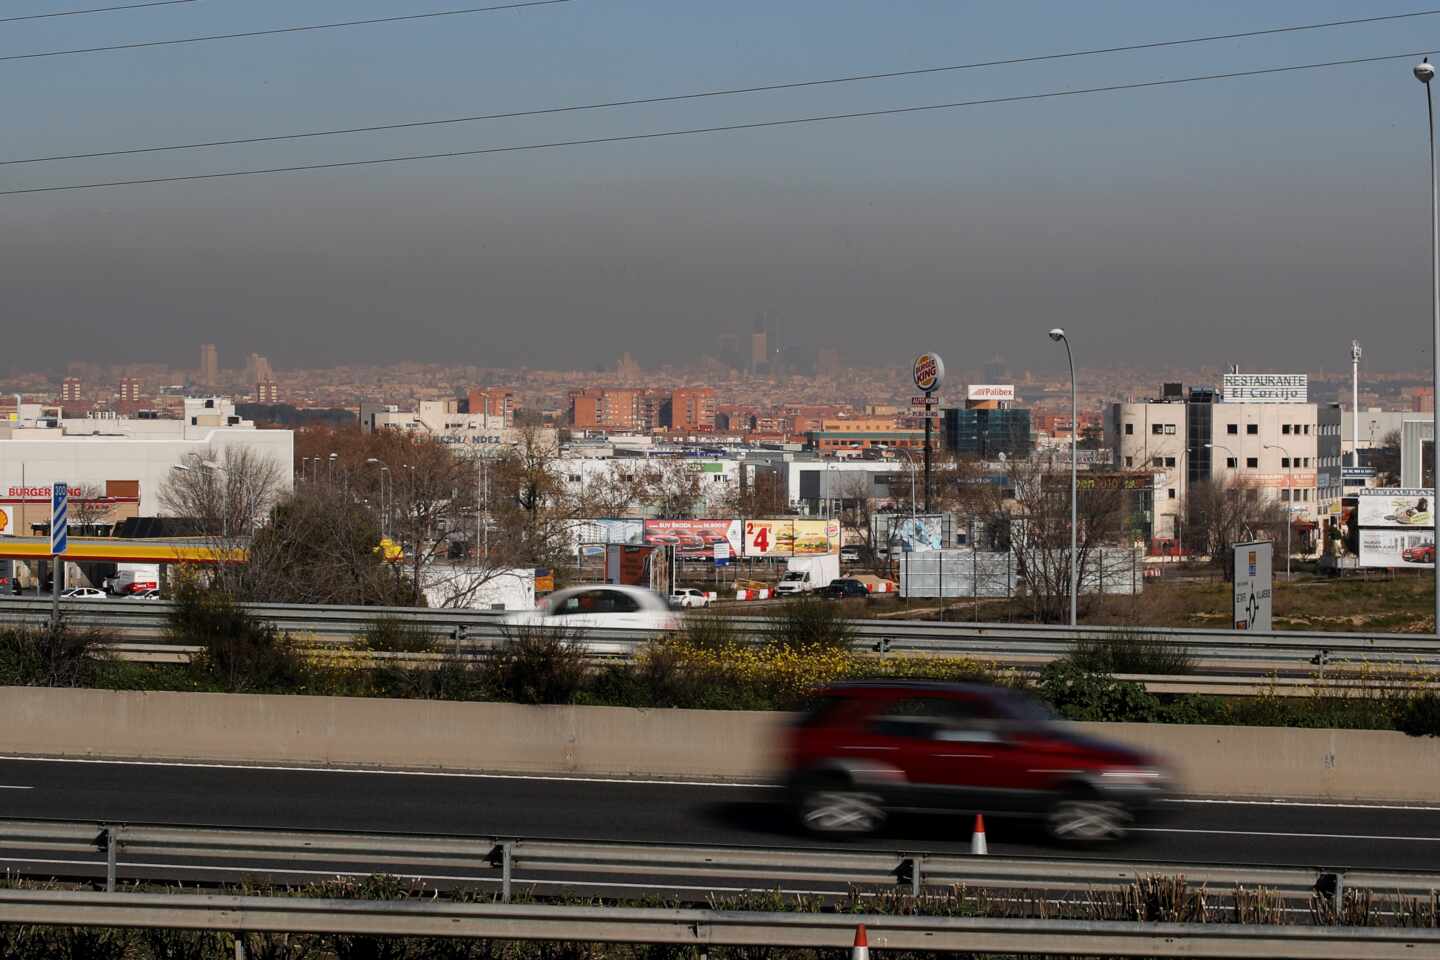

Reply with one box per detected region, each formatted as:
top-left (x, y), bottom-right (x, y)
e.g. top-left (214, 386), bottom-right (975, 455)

top-left (555, 589), bottom-right (641, 615)
top-left (866, 695), bottom-right (993, 739)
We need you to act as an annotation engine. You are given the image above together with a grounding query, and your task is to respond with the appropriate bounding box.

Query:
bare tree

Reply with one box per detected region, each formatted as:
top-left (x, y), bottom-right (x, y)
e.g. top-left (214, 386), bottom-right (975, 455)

top-left (386, 437), bottom-right (480, 607)
top-left (1186, 478), bottom-right (1287, 579)
top-left (66, 483), bottom-right (110, 533)
top-left (158, 446), bottom-right (285, 594)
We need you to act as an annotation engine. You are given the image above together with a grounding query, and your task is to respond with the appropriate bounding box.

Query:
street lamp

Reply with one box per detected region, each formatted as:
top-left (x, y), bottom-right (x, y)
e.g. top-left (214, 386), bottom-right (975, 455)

top-left (1048, 328), bottom-right (1077, 627)
top-left (1263, 443), bottom-right (1294, 580)
top-left (328, 452), bottom-right (338, 484)
top-left (1415, 56), bottom-right (1440, 637)
top-left (365, 458), bottom-right (391, 539)
top-left (1205, 442), bottom-right (1236, 475)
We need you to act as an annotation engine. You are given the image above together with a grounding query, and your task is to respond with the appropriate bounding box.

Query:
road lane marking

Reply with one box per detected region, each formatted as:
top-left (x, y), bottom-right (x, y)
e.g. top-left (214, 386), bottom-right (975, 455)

top-left (1139, 827), bottom-right (1440, 842)
top-left (1164, 798), bottom-right (1440, 813)
top-left (0, 755), bottom-right (779, 789)
top-left (0, 785), bottom-right (32, 790)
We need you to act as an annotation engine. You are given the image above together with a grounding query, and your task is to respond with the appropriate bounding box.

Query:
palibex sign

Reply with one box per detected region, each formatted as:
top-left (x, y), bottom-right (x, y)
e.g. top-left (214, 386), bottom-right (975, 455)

top-left (912, 352), bottom-right (945, 396)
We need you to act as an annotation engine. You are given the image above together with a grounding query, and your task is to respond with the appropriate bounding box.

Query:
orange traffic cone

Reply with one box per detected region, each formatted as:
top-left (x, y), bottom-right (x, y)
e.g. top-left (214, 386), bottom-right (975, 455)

top-left (971, 814), bottom-right (988, 855)
top-left (851, 924), bottom-right (869, 960)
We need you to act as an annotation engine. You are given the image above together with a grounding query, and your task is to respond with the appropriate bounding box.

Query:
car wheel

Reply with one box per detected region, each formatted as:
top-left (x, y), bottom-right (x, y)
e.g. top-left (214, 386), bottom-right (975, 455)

top-left (798, 787), bottom-right (884, 836)
top-left (1047, 795), bottom-right (1131, 843)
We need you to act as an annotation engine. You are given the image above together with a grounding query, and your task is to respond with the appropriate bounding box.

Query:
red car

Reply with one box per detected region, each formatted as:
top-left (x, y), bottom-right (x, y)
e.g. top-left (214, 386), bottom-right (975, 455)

top-left (782, 681), bottom-right (1174, 843)
top-left (1403, 543), bottom-right (1435, 563)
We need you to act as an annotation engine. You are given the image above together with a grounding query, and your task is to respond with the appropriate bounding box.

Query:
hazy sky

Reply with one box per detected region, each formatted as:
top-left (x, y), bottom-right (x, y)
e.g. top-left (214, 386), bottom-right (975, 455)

top-left (2, 0), bottom-right (1438, 376)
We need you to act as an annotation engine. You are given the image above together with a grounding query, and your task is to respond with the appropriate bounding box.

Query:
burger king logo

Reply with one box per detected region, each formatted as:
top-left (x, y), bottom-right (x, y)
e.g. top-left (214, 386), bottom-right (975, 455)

top-left (912, 352), bottom-right (945, 394)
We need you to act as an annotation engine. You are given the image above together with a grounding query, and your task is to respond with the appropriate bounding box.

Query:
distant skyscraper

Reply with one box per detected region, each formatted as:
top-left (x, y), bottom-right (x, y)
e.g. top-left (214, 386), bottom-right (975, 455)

top-left (60, 377), bottom-right (81, 403)
top-left (118, 377), bottom-right (142, 404)
top-left (199, 344), bottom-right (219, 387)
top-left (983, 357), bottom-right (1006, 384)
top-left (750, 317), bottom-right (768, 375)
top-left (816, 347), bottom-right (841, 378)
top-left (247, 353), bottom-right (274, 383)
top-left (257, 380), bottom-right (280, 404)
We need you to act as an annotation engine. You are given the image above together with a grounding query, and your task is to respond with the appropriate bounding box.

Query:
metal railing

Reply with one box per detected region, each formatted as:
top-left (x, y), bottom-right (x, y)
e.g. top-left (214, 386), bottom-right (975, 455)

top-left (5, 597), bottom-right (1439, 672)
top-left (0, 818), bottom-right (1436, 904)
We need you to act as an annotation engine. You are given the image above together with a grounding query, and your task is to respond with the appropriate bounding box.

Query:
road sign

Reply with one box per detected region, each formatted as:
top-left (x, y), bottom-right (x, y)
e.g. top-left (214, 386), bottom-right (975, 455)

top-left (714, 541), bottom-right (731, 567)
top-left (50, 482), bottom-right (68, 556)
top-left (1232, 540), bottom-right (1272, 631)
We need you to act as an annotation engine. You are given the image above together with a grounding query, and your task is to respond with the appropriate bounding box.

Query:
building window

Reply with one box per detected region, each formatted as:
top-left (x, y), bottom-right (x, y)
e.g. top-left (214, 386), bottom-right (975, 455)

top-left (1246, 424), bottom-right (1258, 435)
top-left (1281, 489), bottom-right (1291, 501)
top-left (1152, 456), bottom-right (1164, 467)
top-left (1282, 424), bottom-right (1291, 435)
top-left (1125, 423), bottom-right (1134, 435)
top-left (1304, 425), bottom-right (1311, 434)
top-left (1247, 488), bottom-right (1259, 501)
top-left (1124, 456), bottom-right (1133, 467)
top-left (1165, 457), bottom-right (1176, 467)
top-left (1164, 424), bottom-right (1176, 435)
top-left (1168, 488), bottom-right (1176, 499)
top-left (1226, 424), bottom-right (1238, 434)
top-left (1226, 457), bottom-right (1238, 468)
top-left (1246, 457), bottom-right (1258, 468)
top-left (1152, 424), bottom-right (1164, 435)
top-left (1303, 489), bottom-right (1310, 501)
top-left (1281, 457), bottom-right (1290, 468)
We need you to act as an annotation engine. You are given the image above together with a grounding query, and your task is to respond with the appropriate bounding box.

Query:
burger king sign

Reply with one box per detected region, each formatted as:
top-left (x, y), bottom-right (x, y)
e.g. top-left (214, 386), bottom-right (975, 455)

top-left (912, 352), bottom-right (945, 395)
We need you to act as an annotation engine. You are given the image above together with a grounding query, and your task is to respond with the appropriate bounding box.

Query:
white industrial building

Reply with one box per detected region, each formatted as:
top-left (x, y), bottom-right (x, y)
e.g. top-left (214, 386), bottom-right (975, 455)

top-left (0, 398), bottom-right (293, 531)
top-left (1108, 379), bottom-right (1319, 547)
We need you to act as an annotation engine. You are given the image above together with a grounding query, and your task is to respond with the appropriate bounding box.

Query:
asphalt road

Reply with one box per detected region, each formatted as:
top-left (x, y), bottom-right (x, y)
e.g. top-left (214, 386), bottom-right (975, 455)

top-left (0, 756), bottom-right (1438, 891)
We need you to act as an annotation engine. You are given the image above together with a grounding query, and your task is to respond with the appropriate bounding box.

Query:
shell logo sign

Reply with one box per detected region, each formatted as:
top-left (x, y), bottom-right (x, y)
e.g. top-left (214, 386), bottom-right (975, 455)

top-left (0, 508), bottom-right (9, 535)
top-left (912, 352), bottom-right (945, 394)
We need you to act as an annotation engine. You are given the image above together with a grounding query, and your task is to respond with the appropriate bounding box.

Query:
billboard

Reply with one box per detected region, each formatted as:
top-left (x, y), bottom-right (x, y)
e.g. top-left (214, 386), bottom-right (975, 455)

top-left (1221, 373), bottom-right (1308, 403)
top-left (967, 384), bottom-right (1016, 402)
top-left (1357, 489), bottom-right (1434, 528)
top-left (875, 514), bottom-right (947, 553)
top-left (606, 544), bottom-right (656, 586)
top-left (570, 518), bottom-right (643, 549)
top-left (642, 518), bottom-right (741, 557)
top-left (793, 519), bottom-right (842, 556)
top-left (1359, 529), bottom-right (1434, 568)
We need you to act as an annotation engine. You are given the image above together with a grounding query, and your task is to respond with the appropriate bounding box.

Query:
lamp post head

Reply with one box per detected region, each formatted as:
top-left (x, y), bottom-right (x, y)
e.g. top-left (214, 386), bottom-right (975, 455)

top-left (1417, 58), bottom-right (1435, 84)
top-left (1048, 328), bottom-right (1066, 342)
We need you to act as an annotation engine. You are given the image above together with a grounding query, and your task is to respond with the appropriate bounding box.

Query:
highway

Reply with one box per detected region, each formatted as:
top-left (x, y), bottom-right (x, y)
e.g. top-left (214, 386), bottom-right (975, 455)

top-left (0, 756), bottom-right (1438, 888)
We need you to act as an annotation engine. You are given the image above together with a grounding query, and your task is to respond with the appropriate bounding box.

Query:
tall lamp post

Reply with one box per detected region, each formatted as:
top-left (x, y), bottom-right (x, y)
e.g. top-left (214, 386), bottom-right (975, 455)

top-left (1263, 443), bottom-right (1294, 580)
top-left (1415, 57), bottom-right (1440, 637)
top-left (365, 458), bottom-right (391, 539)
top-left (1048, 328), bottom-right (1077, 627)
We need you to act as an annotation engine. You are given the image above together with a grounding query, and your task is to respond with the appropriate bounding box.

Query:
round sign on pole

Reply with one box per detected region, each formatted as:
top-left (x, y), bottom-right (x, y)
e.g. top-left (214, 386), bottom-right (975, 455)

top-left (912, 352), bottom-right (945, 395)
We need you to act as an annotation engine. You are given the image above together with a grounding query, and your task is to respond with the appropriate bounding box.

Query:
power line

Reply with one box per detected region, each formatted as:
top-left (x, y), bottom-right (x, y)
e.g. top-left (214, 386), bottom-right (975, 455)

top-left (0, 49), bottom-right (1426, 198)
top-left (0, 1), bottom-right (199, 23)
top-left (4, 7), bottom-right (1436, 167)
top-left (0, 0), bottom-right (571, 62)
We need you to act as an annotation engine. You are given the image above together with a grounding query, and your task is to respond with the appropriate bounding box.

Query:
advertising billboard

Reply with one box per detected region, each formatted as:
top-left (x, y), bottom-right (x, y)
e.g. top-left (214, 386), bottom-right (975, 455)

top-left (793, 519), bottom-right (842, 556)
top-left (570, 518), bottom-right (643, 549)
top-left (912, 352), bottom-right (945, 394)
top-left (642, 518), bottom-right (742, 557)
top-left (872, 513), bottom-right (951, 553)
top-left (1359, 529), bottom-right (1434, 568)
top-left (966, 384), bottom-right (1016, 402)
top-left (1357, 489), bottom-right (1434, 528)
top-left (744, 519), bottom-right (793, 557)
top-left (1221, 373), bottom-right (1308, 403)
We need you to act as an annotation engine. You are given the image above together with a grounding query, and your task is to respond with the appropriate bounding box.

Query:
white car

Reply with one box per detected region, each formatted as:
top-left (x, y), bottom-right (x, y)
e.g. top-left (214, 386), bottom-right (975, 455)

top-left (125, 589), bottom-right (161, 601)
top-left (59, 587), bottom-right (106, 600)
top-left (670, 588), bottom-right (711, 609)
top-left (504, 585), bottom-right (679, 634)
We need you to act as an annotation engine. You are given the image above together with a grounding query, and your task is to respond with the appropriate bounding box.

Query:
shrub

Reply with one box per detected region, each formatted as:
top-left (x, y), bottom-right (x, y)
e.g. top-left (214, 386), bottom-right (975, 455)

top-left (1068, 629), bottom-right (1194, 676)
top-left (1397, 692), bottom-right (1440, 737)
top-left (0, 620), bottom-right (108, 687)
top-left (1036, 661), bottom-right (1160, 722)
top-left (677, 611), bottom-right (742, 652)
top-left (766, 595), bottom-right (856, 652)
top-left (359, 616), bottom-right (439, 654)
top-left (168, 582), bottom-right (306, 693)
top-left (483, 624), bottom-right (590, 705)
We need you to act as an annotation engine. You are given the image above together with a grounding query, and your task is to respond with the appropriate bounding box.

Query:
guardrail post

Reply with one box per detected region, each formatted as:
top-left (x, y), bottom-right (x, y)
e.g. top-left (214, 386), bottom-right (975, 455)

top-left (1316, 870), bottom-right (1345, 915)
top-left (896, 855), bottom-right (922, 896)
top-left (234, 937), bottom-right (247, 960)
top-left (93, 825), bottom-right (119, 892)
top-left (501, 841), bottom-right (513, 902)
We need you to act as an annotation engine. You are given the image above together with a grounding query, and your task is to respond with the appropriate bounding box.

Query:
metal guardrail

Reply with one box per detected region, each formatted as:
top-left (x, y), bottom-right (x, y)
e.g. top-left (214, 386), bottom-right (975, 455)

top-left (0, 818), bottom-right (1436, 904)
top-left (5, 597), bottom-right (1440, 671)
top-left (1, 890), bottom-right (1438, 958)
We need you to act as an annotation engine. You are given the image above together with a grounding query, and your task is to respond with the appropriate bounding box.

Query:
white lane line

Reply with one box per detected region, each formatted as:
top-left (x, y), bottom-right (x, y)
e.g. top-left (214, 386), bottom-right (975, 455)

top-left (0, 786), bottom-right (31, 791)
top-left (1165, 798), bottom-right (1440, 813)
top-left (1139, 827), bottom-right (1440, 842)
top-left (0, 756), bottom-right (779, 789)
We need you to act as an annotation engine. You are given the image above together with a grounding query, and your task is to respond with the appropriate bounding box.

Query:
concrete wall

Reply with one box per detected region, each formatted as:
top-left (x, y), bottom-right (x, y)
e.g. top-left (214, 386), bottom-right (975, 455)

top-left (2, 687), bottom-right (1438, 801)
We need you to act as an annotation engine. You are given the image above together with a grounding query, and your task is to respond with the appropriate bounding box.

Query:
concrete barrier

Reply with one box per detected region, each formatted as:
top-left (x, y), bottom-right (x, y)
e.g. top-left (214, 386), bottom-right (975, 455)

top-left (0, 687), bottom-right (1437, 801)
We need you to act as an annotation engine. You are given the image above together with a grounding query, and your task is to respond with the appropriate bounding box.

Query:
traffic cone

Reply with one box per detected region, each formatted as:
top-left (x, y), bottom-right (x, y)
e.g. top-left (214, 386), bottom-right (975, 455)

top-left (851, 924), bottom-right (869, 960)
top-left (970, 814), bottom-right (988, 855)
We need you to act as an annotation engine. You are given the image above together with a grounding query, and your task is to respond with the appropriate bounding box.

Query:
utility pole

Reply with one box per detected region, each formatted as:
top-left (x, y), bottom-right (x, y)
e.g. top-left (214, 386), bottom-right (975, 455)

top-left (1351, 340), bottom-right (1362, 466)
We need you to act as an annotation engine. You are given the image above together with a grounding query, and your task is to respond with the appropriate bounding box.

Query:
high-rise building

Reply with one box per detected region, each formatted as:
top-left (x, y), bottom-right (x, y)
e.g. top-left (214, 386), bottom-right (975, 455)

top-left (570, 388), bottom-right (642, 431)
top-left (60, 377), bottom-right (82, 403)
top-left (466, 387), bottom-right (516, 426)
top-left (246, 353), bottom-right (274, 384)
top-left (118, 377), bottom-right (142, 404)
top-left (199, 344), bottom-right (219, 386)
top-left (257, 381), bottom-right (280, 404)
top-left (670, 387), bottom-right (717, 432)
top-left (750, 324), bottom-right (768, 375)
